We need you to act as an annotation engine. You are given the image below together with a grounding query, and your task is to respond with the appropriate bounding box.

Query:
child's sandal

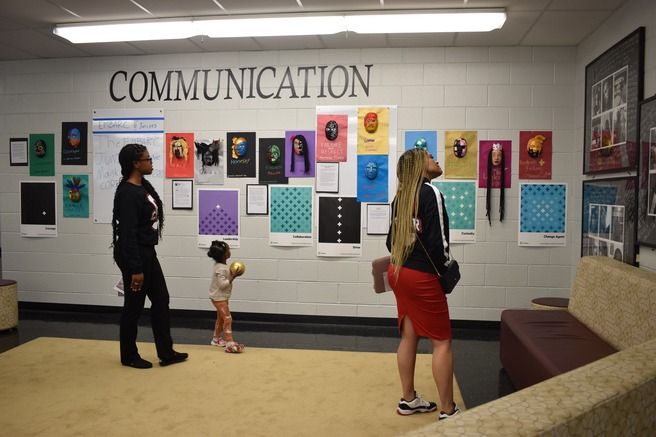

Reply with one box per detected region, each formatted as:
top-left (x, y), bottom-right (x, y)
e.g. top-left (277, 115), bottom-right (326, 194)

top-left (224, 341), bottom-right (244, 353)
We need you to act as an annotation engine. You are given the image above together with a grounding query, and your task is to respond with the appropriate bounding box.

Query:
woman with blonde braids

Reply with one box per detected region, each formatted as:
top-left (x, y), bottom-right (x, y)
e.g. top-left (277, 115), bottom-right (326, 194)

top-left (385, 148), bottom-right (459, 420)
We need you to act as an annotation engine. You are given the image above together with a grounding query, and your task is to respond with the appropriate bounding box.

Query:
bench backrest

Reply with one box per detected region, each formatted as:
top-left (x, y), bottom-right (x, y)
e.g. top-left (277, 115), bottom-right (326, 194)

top-left (568, 256), bottom-right (656, 350)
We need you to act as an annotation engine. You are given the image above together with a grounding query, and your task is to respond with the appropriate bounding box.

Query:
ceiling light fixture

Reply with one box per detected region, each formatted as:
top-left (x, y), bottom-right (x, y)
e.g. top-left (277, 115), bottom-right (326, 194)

top-left (53, 9), bottom-right (506, 44)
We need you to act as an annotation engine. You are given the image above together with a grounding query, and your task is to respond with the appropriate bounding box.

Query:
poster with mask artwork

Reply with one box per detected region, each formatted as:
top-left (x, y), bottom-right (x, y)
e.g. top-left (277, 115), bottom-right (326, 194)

top-left (285, 130), bottom-right (315, 178)
top-left (61, 122), bottom-right (87, 166)
top-left (227, 132), bottom-right (256, 178)
top-left (519, 131), bottom-right (552, 180)
top-left (62, 174), bottom-right (89, 218)
top-left (444, 131), bottom-right (477, 179)
top-left (478, 141), bottom-right (511, 188)
top-left (166, 132), bottom-right (194, 178)
top-left (357, 107), bottom-right (389, 155)
top-left (317, 196), bottom-right (362, 257)
top-left (433, 180), bottom-right (477, 243)
top-left (194, 138), bottom-right (224, 184)
top-left (357, 155), bottom-right (388, 202)
top-left (269, 185), bottom-right (313, 246)
top-left (518, 183), bottom-right (567, 246)
top-left (316, 114), bottom-right (348, 162)
top-left (259, 138), bottom-right (288, 184)
top-left (197, 188), bottom-right (240, 248)
top-left (405, 130), bottom-right (438, 160)
top-left (29, 133), bottom-right (55, 176)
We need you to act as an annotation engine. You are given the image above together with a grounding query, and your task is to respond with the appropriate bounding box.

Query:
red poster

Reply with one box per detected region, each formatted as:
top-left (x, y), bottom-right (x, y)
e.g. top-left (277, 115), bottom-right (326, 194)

top-left (478, 140), bottom-right (512, 188)
top-left (165, 132), bottom-right (194, 178)
top-left (316, 114), bottom-right (348, 162)
top-left (519, 131), bottom-right (552, 180)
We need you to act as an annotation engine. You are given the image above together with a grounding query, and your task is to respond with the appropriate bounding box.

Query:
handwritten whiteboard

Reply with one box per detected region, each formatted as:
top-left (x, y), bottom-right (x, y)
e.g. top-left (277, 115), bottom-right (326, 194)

top-left (92, 109), bottom-right (165, 223)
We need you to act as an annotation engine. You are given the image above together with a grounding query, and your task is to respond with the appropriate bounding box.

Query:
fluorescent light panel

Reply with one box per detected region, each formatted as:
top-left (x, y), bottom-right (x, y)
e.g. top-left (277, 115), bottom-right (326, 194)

top-left (53, 10), bottom-right (506, 44)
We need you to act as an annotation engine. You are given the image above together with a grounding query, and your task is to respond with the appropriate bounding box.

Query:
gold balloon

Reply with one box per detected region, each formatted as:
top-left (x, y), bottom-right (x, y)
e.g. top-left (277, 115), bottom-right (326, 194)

top-left (229, 261), bottom-right (245, 276)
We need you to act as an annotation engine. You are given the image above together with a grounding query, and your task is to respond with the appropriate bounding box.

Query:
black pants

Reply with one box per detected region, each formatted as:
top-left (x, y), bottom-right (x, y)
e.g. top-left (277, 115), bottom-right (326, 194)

top-left (118, 246), bottom-right (174, 362)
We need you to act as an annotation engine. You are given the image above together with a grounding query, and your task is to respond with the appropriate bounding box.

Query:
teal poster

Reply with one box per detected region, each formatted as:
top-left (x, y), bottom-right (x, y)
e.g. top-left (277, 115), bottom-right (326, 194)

top-left (269, 185), bottom-right (313, 246)
top-left (433, 180), bottom-right (477, 243)
top-left (29, 133), bottom-right (55, 176)
top-left (62, 175), bottom-right (89, 218)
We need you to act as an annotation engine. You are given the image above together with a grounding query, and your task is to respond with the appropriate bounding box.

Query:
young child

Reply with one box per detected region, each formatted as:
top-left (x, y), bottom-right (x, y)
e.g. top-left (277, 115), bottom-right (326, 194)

top-left (207, 240), bottom-right (244, 353)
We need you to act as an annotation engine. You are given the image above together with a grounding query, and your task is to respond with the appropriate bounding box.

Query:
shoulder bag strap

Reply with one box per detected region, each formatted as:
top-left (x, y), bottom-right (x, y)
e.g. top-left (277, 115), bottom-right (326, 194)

top-left (424, 182), bottom-right (451, 263)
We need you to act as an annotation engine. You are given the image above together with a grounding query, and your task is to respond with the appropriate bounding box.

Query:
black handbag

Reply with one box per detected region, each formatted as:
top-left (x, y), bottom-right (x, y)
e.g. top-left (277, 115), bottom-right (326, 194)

top-left (417, 236), bottom-right (460, 295)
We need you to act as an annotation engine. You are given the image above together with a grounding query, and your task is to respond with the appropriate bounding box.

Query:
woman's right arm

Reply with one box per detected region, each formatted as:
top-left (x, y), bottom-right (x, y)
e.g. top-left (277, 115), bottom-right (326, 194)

top-left (117, 189), bottom-right (143, 274)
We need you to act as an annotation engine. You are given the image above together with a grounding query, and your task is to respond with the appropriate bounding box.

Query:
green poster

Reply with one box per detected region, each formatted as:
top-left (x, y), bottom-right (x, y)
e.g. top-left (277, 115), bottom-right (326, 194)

top-left (29, 133), bottom-right (55, 176)
top-left (62, 175), bottom-right (89, 218)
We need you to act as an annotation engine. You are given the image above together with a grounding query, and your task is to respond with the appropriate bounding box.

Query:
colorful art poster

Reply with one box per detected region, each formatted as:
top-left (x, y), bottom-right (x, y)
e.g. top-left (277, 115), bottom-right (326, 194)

top-left (405, 130), bottom-right (437, 160)
top-left (357, 107), bottom-right (389, 154)
top-left (259, 138), bottom-right (288, 185)
top-left (519, 131), bottom-right (552, 180)
top-left (433, 181), bottom-right (477, 243)
top-left (316, 114), bottom-right (348, 162)
top-left (165, 132), bottom-right (194, 178)
top-left (444, 131), bottom-right (477, 179)
top-left (197, 188), bottom-right (240, 248)
top-left (194, 138), bottom-right (224, 184)
top-left (269, 185), bottom-right (313, 246)
top-left (357, 155), bottom-right (388, 202)
top-left (62, 175), bottom-right (89, 218)
top-left (478, 140), bottom-right (512, 189)
top-left (20, 181), bottom-right (57, 237)
top-left (29, 133), bottom-right (55, 176)
top-left (285, 130), bottom-right (316, 178)
top-left (61, 122), bottom-right (88, 166)
top-left (518, 183), bottom-right (567, 246)
top-left (227, 132), bottom-right (256, 178)
top-left (317, 196), bottom-right (362, 257)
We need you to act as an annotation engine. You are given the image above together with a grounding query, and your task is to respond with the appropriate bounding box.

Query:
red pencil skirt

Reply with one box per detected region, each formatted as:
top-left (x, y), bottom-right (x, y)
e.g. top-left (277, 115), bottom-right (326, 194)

top-left (387, 264), bottom-right (452, 340)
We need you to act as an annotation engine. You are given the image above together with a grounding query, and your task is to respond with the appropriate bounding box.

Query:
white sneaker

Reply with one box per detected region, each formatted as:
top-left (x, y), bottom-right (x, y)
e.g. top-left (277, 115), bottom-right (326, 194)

top-left (438, 403), bottom-right (460, 420)
top-left (397, 392), bottom-right (437, 415)
top-left (210, 338), bottom-right (226, 347)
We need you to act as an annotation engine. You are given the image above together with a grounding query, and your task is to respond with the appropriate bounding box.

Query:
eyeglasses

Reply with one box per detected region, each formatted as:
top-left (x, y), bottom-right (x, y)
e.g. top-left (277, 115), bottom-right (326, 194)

top-left (137, 157), bottom-right (153, 162)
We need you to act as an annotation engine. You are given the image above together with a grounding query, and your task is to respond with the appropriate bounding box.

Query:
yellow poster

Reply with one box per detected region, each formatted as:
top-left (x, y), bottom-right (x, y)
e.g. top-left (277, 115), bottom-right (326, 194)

top-left (357, 107), bottom-right (389, 154)
top-left (444, 130), bottom-right (478, 179)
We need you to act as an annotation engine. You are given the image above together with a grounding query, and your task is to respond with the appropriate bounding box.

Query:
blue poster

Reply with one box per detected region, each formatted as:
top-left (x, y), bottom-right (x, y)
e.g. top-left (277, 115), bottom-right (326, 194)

top-left (519, 183), bottom-right (567, 246)
top-left (357, 155), bottom-right (388, 202)
top-left (405, 130), bottom-right (438, 159)
top-left (62, 175), bottom-right (89, 218)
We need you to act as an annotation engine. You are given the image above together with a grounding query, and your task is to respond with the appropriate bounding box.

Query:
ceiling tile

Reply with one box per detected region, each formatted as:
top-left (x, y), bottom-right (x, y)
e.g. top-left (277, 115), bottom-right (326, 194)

top-left (547, 0), bottom-right (626, 11)
top-left (0, 28), bottom-right (88, 58)
top-left (301, 0), bottom-right (380, 12)
top-left (135, 0), bottom-right (229, 17)
top-left (56, 0), bottom-right (151, 21)
top-left (69, 42), bottom-right (146, 57)
top-left (522, 11), bottom-right (611, 46)
top-left (455, 11), bottom-right (539, 46)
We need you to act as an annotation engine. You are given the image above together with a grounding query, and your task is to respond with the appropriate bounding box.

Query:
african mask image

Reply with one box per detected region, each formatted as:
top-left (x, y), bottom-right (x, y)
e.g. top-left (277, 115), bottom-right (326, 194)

top-left (364, 161), bottom-right (378, 180)
top-left (34, 139), bottom-right (47, 158)
top-left (364, 112), bottom-right (378, 134)
top-left (231, 136), bottom-right (248, 159)
top-left (325, 120), bottom-right (338, 141)
top-left (491, 144), bottom-right (503, 167)
top-left (453, 138), bottom-right (467, 158)
top-left (267, 144), bottom-right (281, 165)
top-left (414, 137), bottom-right (428, 150)
top-left (195, 140), bottom-right (220, 173)
top-left (293, 135), bottom-right (307, 156)
top-left (67, 128), bottom-right (81, 148)
top-left (526, 135), bottom-right (546, 158)
top-left (169, 136), bottom-right (189, 165)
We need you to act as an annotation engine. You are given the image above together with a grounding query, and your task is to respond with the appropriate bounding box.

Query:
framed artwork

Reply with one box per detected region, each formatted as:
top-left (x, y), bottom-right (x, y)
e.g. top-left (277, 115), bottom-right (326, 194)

top-left (172, 179), bottom-right (193, 210)
top-left (246, 184), bottom-right (268, 215)
top-left (583, 27), bottom-right (644, 174)
top-left (581, 176), bottom-right (637, 265)
top-left (10, 137), bottom-right (28, 166)
top-left (637, 94), bottom-right (656, 247)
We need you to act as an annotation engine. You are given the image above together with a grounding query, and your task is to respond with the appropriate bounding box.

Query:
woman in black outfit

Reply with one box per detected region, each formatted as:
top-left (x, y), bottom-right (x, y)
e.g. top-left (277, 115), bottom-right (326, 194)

top-left (112, 143), bottom-right (188, 369)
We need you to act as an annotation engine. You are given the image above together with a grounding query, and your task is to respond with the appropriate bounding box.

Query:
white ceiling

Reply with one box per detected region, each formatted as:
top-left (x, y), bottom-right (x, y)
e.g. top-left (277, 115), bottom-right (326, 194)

top-left (0, 0), bottom-right (629, 61)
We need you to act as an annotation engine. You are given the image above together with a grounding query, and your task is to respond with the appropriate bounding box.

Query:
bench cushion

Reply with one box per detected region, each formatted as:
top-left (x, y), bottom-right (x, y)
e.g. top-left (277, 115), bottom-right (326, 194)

top-left (500, 309), bottom-right (617, 389)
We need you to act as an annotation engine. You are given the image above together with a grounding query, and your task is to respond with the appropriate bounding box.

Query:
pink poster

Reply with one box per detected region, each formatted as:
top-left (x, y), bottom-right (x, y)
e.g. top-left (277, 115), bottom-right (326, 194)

top-left (316, 114), bottom-right (348, 162)
top-left (519, 131), bottom-right (552, 180)
top-left (478, 140), bottom-right (512, 189)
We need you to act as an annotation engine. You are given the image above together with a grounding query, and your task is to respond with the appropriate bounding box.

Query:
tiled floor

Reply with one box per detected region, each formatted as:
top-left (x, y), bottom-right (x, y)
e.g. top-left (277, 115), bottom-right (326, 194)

top-left (0, 306), bottom-right (515, 409)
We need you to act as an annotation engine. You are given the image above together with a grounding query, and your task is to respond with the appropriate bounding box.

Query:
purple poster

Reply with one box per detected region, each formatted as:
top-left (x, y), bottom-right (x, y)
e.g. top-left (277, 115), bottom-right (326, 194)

top-left (197, 188), bottom-right (240, 248)
top-left (285, 130), bottom-right (316, 177)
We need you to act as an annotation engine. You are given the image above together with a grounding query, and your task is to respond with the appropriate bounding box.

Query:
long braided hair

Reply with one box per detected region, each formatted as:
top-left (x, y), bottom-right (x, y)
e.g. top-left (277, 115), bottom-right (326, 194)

top-left (485, 144), bottom-right (505, 225)
top-left (111, 144), bottom-right (164, 261)
top-left (389, 148), bottom-right (427, 279)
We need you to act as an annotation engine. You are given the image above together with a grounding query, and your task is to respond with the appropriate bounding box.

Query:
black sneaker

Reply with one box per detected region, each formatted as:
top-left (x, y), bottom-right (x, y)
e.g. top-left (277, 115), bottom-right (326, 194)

top-left (397, 392), bottom-right (437, 415)
top-left (121, 356), bottom-right (153, 369)
top-left (159, 351), bottom-right (188, 367)
top-left (438, 402), bottom-right (460, 420)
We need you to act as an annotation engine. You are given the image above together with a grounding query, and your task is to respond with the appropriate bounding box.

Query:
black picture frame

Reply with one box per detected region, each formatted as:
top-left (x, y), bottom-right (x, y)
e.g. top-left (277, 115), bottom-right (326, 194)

top-left (246, 184), bottom-right (269, 215)
top-left (10, 137), bottom-right (28, 166)
top-left (171, 179), bottom-right (193, 210)
top-left (637, 94), bottom-right (656, 247)
top-left (583, 27), bottom-right (644, 175)
top-left (581, 176), bottom-right (638, 266)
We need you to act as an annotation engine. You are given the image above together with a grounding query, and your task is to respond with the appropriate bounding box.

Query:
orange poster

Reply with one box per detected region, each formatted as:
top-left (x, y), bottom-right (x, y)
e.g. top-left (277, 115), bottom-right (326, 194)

top-left (165, 132), bottom-right (194, 178)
